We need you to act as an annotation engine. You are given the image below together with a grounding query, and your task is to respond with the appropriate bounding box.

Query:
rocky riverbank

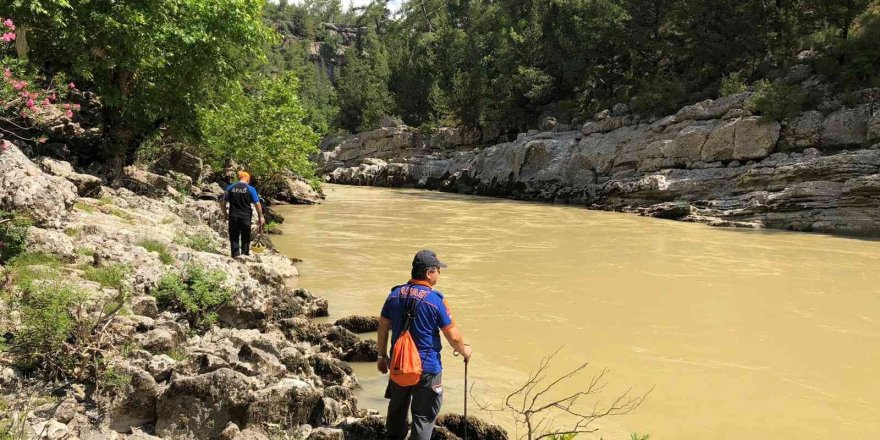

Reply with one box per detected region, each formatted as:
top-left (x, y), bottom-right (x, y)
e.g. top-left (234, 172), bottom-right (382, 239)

top-left (0, 144), bottom-right (503, 440)
top-left (318, 91), bottom-right (880, 236)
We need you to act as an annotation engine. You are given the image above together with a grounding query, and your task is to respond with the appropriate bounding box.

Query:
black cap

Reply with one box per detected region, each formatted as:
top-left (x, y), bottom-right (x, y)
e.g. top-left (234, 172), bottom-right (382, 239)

top-left (412, 249), bottom-right (447, 269)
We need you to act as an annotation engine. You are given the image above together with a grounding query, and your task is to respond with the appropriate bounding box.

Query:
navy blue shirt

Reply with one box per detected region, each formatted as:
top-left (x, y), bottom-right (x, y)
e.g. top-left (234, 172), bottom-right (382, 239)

top-left (381, 281), bottom-right (455, 374)
top-left (224, 182), bottom-right (260, 221)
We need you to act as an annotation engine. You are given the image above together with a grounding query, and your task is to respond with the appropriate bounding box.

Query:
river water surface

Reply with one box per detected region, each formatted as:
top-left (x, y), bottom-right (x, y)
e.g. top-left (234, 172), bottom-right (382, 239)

top-left (274, 184), bottom-right (880, 440)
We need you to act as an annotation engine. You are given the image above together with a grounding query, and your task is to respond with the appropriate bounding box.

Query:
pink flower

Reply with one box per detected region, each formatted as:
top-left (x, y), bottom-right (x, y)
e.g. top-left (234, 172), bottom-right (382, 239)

top-left (65, 110), bottom-right (74, 118)
top-left (2, 68), bottom-right (10, 79)
top-left (3, 19), bottom-right (13, 30)
top-left (11, 80), bottom-right (26, 90)
top-left (73, 104), bottom-right (81, 110)
top-left (63, 103), bottom-right (71, 110)
top-left (68, 82), bottom-right (76, 90)
top-left (26, 98), bottom-right (35, 108)
top-left (37, 137), bottom-right (48, 144)
top-left (42, 98), bottom-right (51, 107)
top-left (49, 93), bottom-right (57, 102)
top-left (1, 32), bottom-right (14, 42)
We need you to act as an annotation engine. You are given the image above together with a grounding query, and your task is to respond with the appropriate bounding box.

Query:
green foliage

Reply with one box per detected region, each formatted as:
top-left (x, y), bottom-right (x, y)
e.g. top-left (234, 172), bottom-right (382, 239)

top-left (264, 221), bottom-right (281, 234)
top-left (7, 282), bottom-right (88, 373)
top-left (2, 0), bottom-right (277, 162)
top-left (630, 433), bottom-right (651, 440)
top-left (748, 80), bottom-right (808, 121)
top-left (174, 233), bottom-right (218, 254)
top-left (73, 202), bottom-right (95, 214)
top-left (137, 239), bottom-right (174, 265)
top-left (99, 367), bottom-right (132, 393)
top-left (82, 264), bottom-right (130, 291)
top-left (0, 211), bottom-right (30, 264)
top-left (196, 72), bottom-right (319, 186)
top-left (549, 434), bottom-right (577, 440)
top-left (720, 73), bottom-right (748, 97)
top-left (4, 252), bottom-right (62, 288)
top-left (152, 266), bottom-right (233, 330)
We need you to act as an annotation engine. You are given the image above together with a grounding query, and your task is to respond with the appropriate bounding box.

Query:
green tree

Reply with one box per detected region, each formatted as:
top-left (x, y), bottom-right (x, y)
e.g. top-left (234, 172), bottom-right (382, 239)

top-left (197, 72), bottom-right (319, 186)
top-left (2, 0), bottom-right (275, 174)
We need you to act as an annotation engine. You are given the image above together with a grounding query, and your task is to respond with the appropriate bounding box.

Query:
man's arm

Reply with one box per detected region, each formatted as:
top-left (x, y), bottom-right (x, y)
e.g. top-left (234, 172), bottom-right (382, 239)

top-left (255, 202), bottom-right (265, 227)
top-left (377, 316), bottom-right (391, 373)
top-left (442, 325), bottom-right (471, 361)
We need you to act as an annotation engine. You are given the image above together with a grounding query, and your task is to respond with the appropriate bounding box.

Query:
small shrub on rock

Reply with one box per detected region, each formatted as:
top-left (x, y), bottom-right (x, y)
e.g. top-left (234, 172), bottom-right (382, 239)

top-left (137, 238), bottom-right (174, 264)
top-left (174, 233), bottom-right (218, 254)
top-left (82, 263), bottom-right (130, 291)
top-left (152, 266), bottom-right (233, 331)
top-left (747, 80), bottom-right (808, 121)
top-left (0, 210), bottom-right (30, 264)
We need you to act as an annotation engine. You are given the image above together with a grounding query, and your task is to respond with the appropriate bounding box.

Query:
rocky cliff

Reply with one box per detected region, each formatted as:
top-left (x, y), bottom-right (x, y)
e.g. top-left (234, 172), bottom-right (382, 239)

top-left (318, 92), bottom-right (880, 236)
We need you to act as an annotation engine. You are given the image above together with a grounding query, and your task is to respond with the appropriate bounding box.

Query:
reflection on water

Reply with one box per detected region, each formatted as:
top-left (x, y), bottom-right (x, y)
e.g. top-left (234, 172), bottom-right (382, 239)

top-left (274, 184), bottom-right (880, 440)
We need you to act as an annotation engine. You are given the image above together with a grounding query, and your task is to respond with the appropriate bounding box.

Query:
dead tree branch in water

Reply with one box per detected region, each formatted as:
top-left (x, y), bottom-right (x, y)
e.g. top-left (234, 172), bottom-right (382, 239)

top-left (473, 347), bottom-right (652, 440)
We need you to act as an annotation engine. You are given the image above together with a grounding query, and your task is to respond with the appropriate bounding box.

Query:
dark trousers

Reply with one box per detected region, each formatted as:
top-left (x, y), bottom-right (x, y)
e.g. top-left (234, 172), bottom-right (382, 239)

top-left (228, 217), bottom-right (251, 257)
top-left (385, 372), bottom-right (443, 440)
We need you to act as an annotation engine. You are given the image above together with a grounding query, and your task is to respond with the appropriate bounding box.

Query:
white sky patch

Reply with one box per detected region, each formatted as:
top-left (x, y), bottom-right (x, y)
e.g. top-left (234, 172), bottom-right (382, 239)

top-left (270, 0), bottom-right (403, 14)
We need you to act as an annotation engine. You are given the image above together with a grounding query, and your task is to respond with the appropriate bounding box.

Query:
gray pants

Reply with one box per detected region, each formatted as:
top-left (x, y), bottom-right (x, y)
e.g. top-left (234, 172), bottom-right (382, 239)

top-left (385, 372), bottom-right (443, 440)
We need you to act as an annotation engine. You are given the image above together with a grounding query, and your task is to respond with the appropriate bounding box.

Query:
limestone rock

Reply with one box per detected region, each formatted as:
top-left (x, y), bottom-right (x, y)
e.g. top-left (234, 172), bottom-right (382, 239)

top-left (273, 172), bottom-right (324, 205)
top-left (131, 296), bottom-right (158, 319)
top-left (121, 166), bottom-right (177, 196)
top-left (246, 377), bottom-right (322, 429)
top-left (868, 110), bottom-right (880, 143)
top-left (39, 157), bottom-right (103, 196)
top-left (0, 144), bottom-right (77, 228)
top-left (822, 106), bottom-right (870, 147)
top-left (435, 414), bottom-right (508, 440)
top-left (733, 117), bottom-right (780, 160)
top-left (309, 427), bottom-right (344, 440)
top-left (26, 227), bottom-right (76, 261)
top-left (343, 340), bottom-right (379, 362)
top-left (334, 315), bottom-right (379, 333)
top-left (339, 415), bottom-right (387, 440)
top-left (106, 365), bottom-right (159, 433)
top-left (31, 420), bottom-right (70, 440)
top-left (156, 368), bottom-right (257, 439)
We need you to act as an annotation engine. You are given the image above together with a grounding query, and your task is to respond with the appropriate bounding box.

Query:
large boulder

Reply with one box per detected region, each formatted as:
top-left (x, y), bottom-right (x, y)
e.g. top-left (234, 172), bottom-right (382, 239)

top-left (733, 117), bottom-right (780, 160)
top-left (105, 365), bottom-right (160, 433)
top-left (245, 377), bottom-right (323, 429)
top-left (822, 106), bottom-right (870, 148)
top-left (26, 227), bottom-right (76, 261)
top-left (0, 143), bottom-right (77, 228)
top-left (334, 315), bottom-right (379, 333)
top-left (38, 157), bottom-right (103, 196)
top-left (435, 414), bottom-right (508, 440)
top-left (155, 368), bottom-right (257, 439)
top-left (339, 416), bottom-right (387, 440)
top-left (273, 172), bottom-right (324, 205)
top-left (120, 166), bottom-right (178, 197)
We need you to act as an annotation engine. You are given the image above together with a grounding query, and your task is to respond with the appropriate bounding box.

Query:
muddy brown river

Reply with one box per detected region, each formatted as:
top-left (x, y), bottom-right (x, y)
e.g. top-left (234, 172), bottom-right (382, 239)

top-left (274, 184), bottom-right (880, 439)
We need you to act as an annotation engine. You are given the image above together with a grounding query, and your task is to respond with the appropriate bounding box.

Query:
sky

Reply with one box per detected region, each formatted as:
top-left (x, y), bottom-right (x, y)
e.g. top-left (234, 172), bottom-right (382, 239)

top-left (271, 0), bottom-right (403, 14)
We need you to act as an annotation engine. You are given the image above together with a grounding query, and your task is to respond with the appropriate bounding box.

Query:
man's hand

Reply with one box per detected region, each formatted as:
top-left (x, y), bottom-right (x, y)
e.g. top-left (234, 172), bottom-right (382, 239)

top-left (377, 356), bottom-right (389, 374)
top-left (460, 344), bottom-right (472, 362)
top-left (258, 217), bottom-right (265, 228)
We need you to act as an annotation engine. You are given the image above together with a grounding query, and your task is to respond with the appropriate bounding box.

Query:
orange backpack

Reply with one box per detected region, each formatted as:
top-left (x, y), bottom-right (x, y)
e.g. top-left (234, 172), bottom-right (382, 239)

top-left (390, 290), bottom-right (424, 386)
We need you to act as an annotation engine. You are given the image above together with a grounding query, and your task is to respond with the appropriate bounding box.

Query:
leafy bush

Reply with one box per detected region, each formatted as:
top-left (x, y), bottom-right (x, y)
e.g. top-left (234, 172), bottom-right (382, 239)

top-left (6, 282), bottom-right (88, 374)
top-left (175, 233), bottom-right (218, 254)
top-left (82, 264), bottom-right (130, 291)
top-left (0, 211), bottom-right (30, 264)
top-left (630, 74), bottom-right (688, 117)
top-left (137, 239), bottom-right (174, 264)
top-left (720, 73), bottom-right (748, 96)
top-left (747, 80), bottom-right (807, 121)
top-left (152, 266), bottom-right (233, 330)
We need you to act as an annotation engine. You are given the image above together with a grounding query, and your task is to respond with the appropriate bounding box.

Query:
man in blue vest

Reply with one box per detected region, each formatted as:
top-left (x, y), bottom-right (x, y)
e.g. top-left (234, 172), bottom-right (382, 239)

top-left (377, 249), bottom-right (472, 440)
top-left (220, 171), bottom-right (264, 257)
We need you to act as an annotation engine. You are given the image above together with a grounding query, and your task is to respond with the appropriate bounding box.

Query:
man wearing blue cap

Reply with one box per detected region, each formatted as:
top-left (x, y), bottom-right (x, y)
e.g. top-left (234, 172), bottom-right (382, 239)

top-left (377, 249), bottom-right (472, 440)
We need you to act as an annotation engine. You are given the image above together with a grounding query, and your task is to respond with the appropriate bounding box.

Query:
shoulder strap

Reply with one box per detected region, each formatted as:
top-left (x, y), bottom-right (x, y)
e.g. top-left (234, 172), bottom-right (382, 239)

top-left (400, 284), bottom-right (427, 333)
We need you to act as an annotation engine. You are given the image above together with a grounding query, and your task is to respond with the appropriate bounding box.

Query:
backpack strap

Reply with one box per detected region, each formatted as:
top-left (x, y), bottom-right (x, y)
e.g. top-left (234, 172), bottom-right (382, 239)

top-left (400, 284), bottom-right (427, 333)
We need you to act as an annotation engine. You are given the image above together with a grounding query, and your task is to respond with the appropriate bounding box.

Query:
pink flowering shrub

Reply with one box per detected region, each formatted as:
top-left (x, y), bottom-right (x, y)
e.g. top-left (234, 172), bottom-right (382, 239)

top-left (0, 17), bottom-right (78, 146)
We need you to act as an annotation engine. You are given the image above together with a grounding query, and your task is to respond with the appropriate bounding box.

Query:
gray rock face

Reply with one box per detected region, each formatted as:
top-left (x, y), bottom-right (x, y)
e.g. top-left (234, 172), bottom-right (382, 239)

top-left (319, 95), bottom-right (880, 236)
top-left (273, 172), bottom-right (324, 205)
top-left (155, 368), bottom-right (257, 439)
top-left (39, 156), bottom-right (103, 196)
top-left (334, 315), bottom-right (379, 333)
top-left (0, 145), bottom-right (77, 228)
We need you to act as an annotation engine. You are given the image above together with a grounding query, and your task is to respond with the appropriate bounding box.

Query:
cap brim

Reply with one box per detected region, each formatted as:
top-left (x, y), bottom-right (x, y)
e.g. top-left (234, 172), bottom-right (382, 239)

top-left (437, 261), bottom-right (448, 268)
